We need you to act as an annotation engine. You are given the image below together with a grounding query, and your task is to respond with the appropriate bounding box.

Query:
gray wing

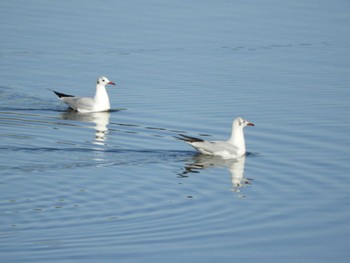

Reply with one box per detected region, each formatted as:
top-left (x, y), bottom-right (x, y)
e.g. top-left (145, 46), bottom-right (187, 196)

top-left (190, 140), bottom-right (238, 155)
top-left (61, 96), bottom-right (95, 112)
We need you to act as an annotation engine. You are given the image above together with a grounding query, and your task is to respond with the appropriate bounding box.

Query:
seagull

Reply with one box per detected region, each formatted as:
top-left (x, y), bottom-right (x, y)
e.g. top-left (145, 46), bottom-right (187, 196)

top-left (52, 76), bottom-right (116, 113)
top-left (176, 117), bottom-right (254, 159)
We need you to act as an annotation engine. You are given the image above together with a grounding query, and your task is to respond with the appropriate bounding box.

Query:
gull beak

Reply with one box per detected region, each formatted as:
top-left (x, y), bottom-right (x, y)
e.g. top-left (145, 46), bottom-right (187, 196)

top-left (108, 81), bottom-right (116, 85)
top-left (247, 122), bottom-right (255, 126)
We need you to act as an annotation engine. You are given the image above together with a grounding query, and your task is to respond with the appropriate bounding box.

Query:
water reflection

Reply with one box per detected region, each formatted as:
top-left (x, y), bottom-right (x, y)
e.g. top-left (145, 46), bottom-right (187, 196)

top-left (60, 111), bottom-right (110, 142)
top-left (182, 154), bottom-right (252, 194)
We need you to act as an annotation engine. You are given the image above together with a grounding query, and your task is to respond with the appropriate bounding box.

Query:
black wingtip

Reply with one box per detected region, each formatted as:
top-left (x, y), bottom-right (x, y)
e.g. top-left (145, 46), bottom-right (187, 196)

top-left (51, 90), bottom-right (74, 98)
top-left (174, 135), bottom-right (187, 141)
top-left (175, 134), bottom-right (204, 143)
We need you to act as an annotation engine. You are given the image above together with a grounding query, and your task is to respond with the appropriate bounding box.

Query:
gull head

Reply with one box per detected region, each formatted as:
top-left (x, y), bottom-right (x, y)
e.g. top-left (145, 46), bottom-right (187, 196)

top-left (97, 76), bottom-right (116, 86)
top-left (234, 117), bottom-right (255, 128)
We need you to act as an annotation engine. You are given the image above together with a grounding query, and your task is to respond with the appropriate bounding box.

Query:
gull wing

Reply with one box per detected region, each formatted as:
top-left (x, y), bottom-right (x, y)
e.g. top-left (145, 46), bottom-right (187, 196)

top-left (190, 140), bottom-right (239, 156)
top-left (61, 96), bottom-right (95, 112)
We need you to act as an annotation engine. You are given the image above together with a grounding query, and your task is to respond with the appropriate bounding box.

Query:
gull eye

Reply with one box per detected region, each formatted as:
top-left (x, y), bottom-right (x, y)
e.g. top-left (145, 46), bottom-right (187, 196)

top-left (102, 79), bottom-right (105, 82)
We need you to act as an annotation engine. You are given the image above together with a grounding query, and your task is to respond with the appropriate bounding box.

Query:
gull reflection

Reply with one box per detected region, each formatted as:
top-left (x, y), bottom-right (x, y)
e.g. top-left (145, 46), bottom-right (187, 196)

top-left (182, 154), bottom-right (252, 193)
top-left (59, 110), bottom-right (110, 142)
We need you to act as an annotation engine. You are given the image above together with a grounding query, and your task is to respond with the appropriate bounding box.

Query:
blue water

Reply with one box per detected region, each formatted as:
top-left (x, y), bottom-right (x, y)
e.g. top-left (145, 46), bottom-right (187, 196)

top-left (1, 0), bottom-right (350, 262)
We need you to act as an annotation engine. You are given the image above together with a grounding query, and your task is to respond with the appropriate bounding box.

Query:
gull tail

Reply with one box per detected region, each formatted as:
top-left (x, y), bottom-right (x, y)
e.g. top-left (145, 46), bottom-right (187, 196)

top-left (51, 90), bottom-right (75, 98)
top-left (174, 134), bottom-right (204, 143)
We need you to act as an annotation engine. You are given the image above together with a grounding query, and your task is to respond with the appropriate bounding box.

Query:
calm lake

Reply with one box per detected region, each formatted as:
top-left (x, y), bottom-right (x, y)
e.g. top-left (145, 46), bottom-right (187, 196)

top-left (1, 0), bottom-right (350, 262)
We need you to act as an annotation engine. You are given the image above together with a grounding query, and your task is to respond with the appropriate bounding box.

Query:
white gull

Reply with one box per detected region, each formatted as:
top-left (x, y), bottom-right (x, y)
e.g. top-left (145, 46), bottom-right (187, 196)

top-left (177, 117), bottom-right (254, 159)
top-left (52, 76), bottom-right (115, 113)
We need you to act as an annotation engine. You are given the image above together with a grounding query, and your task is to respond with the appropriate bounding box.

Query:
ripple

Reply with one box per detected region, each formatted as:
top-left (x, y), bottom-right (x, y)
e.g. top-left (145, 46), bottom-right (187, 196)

top-left (1, 0), bottom-right (350, 261)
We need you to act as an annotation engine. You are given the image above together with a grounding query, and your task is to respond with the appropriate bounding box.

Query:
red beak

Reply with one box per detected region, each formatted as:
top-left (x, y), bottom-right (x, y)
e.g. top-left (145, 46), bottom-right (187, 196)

top-left (108, 81), bottom-right (116, 85)
top-left (247, 122), bottom-right (255, 126)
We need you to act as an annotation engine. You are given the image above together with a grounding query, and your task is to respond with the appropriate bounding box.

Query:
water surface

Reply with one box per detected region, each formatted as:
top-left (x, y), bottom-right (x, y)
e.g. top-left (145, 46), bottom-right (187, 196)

top-left (1, 1), bottom-right (350, 262)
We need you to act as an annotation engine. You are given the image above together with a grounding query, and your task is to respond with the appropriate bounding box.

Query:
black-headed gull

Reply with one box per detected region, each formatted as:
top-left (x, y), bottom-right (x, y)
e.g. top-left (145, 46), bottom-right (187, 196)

top-left (52, 76), bottom-right (116, 113)
top-left (176, 117), bottom-right (254, 159)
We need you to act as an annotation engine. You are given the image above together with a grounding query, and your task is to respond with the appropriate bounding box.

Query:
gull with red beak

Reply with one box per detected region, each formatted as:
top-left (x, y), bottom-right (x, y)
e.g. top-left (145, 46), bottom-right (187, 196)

top-left (176, 117), bottom-right (254, 159)
top-left (52, 76), bottom-right (116, 113)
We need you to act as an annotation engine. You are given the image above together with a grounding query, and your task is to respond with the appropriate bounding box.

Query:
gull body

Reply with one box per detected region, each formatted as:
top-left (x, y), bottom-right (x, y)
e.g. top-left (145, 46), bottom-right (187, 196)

top-left (52, 76), bottom-right (115, 113)
top-left (177, 117), bottom-right (254, 159)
